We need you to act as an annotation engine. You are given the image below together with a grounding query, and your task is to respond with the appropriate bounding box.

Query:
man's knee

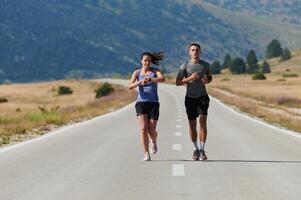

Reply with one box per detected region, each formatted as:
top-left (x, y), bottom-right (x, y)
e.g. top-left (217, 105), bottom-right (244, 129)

top-left (199, 116), bottom-right (207, 127)
top-left (148, 128), bottom-right (156, 135)
top-left (188, 120), bottom-right (197, 128)
top-left (140, 126), bottom-right (148, 133)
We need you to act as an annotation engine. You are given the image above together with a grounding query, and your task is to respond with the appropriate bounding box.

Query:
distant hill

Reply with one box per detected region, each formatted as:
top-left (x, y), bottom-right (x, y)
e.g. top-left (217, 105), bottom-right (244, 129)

top-left (1, 0), bottom-right (301, 82)
top-left (203, 0), bottom-right (301, 25)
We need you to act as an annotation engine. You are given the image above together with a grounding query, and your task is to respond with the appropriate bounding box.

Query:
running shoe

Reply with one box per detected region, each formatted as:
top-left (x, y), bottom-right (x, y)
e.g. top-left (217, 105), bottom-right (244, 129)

top-left (199, 150), bottom-right (207, 161)
top-left (142, 152), bottom-right (151, 161)
top-left (150, 142), bottom-right (158, 154)
top-left (192, 150), bottom-right (199, 161)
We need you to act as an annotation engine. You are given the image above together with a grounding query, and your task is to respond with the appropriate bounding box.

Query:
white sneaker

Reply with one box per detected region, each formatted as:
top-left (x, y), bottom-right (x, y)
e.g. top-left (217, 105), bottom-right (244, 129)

top-left (199, 150), bottom-right (207, 161)
top-left (150, 142), bottom-right (158, 154)
top-left (142, 152), bottom-right (151, 161)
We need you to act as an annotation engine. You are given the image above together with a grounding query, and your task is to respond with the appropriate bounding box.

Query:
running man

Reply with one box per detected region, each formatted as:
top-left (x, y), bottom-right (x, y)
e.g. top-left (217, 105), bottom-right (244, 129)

top-left (176, 43), bottom-right (212, 161)
top-left (128, 52), bottom-right (165, 161)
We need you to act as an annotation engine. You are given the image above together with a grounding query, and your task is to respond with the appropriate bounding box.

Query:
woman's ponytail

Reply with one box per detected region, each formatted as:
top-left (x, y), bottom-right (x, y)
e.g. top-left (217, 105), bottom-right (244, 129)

top-left (141, 51), bottom-right (164, 65)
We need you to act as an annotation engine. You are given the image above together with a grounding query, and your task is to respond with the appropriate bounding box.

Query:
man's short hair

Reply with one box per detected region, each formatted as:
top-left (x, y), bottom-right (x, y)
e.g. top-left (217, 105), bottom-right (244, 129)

top-left (189, 43), bottom-right (201, 50)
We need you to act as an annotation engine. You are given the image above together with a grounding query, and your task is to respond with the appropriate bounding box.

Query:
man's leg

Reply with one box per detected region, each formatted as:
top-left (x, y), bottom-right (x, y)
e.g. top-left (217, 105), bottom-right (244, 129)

top-left (189, 119), bottom-right (199, 160)
top-left (199, 115), bottom-right (207, 144)
top-left (199, 115), bottom-right (208, 160)
top-left (189, 119), bottom-right (198, 143)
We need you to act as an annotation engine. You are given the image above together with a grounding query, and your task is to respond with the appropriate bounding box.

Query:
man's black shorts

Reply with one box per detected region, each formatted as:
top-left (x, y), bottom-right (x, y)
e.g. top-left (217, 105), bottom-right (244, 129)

top-left (135, 102), bottom-right (160, 120)
top-left (185, 95), bottom-right (210, 120)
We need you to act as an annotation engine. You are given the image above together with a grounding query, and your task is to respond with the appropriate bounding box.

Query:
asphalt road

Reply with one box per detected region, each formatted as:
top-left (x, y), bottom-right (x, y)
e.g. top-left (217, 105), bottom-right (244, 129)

top-left (1, 79), bottom-right (301, 200)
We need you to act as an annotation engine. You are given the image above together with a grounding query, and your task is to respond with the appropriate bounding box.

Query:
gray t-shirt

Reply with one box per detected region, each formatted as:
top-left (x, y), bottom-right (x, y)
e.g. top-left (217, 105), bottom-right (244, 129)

top-left (176, 60), bottom-right (210, 98)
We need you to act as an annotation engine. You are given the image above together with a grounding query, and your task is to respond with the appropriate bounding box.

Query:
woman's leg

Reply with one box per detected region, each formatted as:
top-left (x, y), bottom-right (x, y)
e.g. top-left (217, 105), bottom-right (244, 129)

top-left (148, 119), bottom-right (158, 142)
top-left (137, 115), bottom-right (149, 154)
top-left (148, 119), bottom-right (158, 154)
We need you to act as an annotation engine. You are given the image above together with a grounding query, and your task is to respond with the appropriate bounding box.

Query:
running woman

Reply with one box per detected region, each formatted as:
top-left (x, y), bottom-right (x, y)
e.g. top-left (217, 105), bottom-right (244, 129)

top-left (176, 43), bottom-right (212, 161)
top-left (128, 52), bottom-right (165, 161)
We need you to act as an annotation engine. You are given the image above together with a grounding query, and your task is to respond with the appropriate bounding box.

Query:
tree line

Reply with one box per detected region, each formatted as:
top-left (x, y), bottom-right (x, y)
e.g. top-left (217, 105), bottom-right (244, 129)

top-left (210, 39), bottom-right (292, 74)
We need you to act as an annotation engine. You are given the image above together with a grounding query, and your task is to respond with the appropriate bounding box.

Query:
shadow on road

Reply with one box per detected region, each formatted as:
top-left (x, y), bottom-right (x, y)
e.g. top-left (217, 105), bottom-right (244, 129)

top-left (151, 159), bottom-right (301, 163)
top-left (204, 160), bottom-right (301, 163)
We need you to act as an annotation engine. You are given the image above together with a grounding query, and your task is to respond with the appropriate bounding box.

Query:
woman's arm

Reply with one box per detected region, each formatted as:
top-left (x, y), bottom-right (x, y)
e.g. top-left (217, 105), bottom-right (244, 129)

top-left (128, 70), bottom-right (142, 89)
top-left (150, 69), bottom-right (165, 83)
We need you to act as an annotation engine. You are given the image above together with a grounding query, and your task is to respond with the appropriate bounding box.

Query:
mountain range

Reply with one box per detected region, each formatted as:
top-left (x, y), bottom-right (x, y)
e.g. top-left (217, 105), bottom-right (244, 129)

top-left (1, 0), bottom-right (301, 82)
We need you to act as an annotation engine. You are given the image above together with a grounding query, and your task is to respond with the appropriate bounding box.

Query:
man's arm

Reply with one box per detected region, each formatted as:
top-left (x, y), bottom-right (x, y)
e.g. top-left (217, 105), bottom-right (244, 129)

top-left (201, 68), bottom-right (213, 84)
top-left (176, 73), bottom-right (199, 86)
top-left (176, 64), bottom-right (200, 86)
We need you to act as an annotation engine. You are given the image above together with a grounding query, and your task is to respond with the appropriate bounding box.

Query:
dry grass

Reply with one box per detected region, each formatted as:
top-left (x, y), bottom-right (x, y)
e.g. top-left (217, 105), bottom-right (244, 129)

top-left (207, 51), bottom-right (301, 132)
top-left (208, 87), bottom-right (301, 132)
top-left (210, 74), bottom-right (301, 107)
top-left (0, 80), bottom-right (136, 146)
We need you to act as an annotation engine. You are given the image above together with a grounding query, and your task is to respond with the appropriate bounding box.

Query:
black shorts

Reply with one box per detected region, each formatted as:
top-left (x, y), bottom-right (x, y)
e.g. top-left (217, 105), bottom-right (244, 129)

top-left (185, 95), bottom-right (210, 120)
top-left (135, 102), bottom-right (160, 120)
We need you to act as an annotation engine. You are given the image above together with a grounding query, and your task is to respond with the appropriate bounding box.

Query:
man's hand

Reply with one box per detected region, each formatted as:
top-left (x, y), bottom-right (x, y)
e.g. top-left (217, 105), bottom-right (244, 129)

top-left (189, 72), bottom-right (199, 82)
top-left (201, 75), bottom-right (209, 84)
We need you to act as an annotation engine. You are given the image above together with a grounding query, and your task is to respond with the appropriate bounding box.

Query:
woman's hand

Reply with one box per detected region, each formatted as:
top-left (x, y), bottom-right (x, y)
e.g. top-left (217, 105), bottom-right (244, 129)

top-left (141, 77), bottom-right (151, 85)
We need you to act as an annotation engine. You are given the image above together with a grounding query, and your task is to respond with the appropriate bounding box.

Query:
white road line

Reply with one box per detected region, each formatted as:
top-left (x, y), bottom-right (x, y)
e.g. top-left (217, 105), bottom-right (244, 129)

top-left (173, 144), bottom-right (182, 151)
top-left (176, 125), bottom-right (182, 128)
top-left (175, 132), bottom-right (182, 136)
top-left (172, 164), bottom-right (185, 176)
top-left (177, 119), bottom-right (182, 122)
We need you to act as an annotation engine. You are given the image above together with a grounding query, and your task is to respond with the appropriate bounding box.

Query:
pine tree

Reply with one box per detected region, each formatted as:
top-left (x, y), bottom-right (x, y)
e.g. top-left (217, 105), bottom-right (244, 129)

top-left (266, 39), bottom-right (283, 59)
top-left (261, 61), bottom-right (271, 73)
top-left (222, 54), bottom-right (231, 69)
top-left (281, 48), bottom-right (291, 61)
top-left (229, 57), bottom-right (246, 74)
top-left (246, 49), bottom-right (259, 73)
top-left (210, 60), bottom-right (221, 74)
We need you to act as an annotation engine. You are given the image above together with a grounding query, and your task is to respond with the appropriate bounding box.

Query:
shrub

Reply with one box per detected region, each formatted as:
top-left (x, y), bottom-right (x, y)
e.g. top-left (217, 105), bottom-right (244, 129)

top-left (95, 82), bottom-right (114, 98)
top-left (282, 73), bottom-right (298, 78)
top-left (252, 73), bottom-right (266, 80)
top-left (0, 97), bottom-right (8, 103)
top-left (1, 135), bottom-right (10, 145)
top-left (221, 78), bottom-right (230, 81)
top-left (58, 86), bottom-right (73, 95)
